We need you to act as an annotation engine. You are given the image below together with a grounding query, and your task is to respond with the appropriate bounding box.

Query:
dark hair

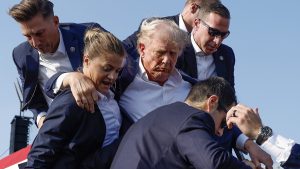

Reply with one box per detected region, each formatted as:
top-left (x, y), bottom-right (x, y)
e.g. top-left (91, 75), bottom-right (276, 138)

top-left (186, 77), bottom-right (237, 108)
top-left (9, 0), bottom-right (54, 22)
top-left (198, 2), bottom-right (230, 20)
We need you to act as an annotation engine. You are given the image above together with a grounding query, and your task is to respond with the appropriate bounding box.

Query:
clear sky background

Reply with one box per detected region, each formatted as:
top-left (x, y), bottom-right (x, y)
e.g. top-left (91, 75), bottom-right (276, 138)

top-left (1, 0), bottom-right (299, 161)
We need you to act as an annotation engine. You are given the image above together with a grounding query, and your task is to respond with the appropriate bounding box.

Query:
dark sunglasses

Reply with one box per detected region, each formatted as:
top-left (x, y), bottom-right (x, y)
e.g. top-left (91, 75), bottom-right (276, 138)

top-left (201, 20), bottom-right (230, 39)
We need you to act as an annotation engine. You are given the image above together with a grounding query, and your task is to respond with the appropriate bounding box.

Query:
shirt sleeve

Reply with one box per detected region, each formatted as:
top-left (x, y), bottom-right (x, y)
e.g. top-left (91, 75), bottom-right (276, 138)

top-left (236, 134), bottom-right (249, 151)
top-left (53, 72), bottom-right (70, 94)
top-left (261, 133), bottom-right (295, 164)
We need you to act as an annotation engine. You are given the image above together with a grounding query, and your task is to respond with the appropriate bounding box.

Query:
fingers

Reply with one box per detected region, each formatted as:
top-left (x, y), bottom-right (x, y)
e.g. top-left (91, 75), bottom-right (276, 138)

top-left (69, 73), bottom-right (98, 113)
top-left (79, 80), bottom-right (97, 113)
top-left (37, 116), bottom-right (46, 129)
top-left (251, 159), bottom-right (262, 169)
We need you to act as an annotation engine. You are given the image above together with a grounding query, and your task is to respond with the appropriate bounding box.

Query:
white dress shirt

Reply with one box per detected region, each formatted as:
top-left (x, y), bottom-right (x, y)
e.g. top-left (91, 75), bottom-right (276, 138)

top-left (37, 29), bottom-right (73, 124)
top-left (119, 58), bottom-right (191, 122)
top-left (261, 133), bottom-right (296, 164)
top-left (96, 90), bottom-right (122, 148)
top-left (179, 14), bottom-right (188, 32)
top-left (191, 34), bottom-right (217, 81)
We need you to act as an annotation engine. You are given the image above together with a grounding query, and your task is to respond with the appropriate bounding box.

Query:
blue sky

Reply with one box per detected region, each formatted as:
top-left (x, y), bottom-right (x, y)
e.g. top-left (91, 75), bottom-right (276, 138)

top-left (1, 0), bottom-right (300, 161)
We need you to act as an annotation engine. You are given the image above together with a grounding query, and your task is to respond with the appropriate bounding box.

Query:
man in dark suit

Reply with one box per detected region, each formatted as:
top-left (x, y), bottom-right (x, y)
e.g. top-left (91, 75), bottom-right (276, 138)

top-left (177, 3), bottom-right (235, 88)
top-left (111, 77), bottom-right (271, 169)
top-left (9, 0), bottom-right (104, 128)
top-left (227, 104), bottom-right (300, 169)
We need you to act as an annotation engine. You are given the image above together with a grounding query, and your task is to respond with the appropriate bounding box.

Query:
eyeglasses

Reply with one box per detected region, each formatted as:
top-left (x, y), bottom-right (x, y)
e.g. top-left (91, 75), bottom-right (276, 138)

top-left (201, 20), bottom-right (230, 39)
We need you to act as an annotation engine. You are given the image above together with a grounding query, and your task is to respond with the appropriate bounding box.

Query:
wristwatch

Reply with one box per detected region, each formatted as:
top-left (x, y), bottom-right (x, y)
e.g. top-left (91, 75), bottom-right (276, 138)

top-left (256, 126), bottom-right (273, 145)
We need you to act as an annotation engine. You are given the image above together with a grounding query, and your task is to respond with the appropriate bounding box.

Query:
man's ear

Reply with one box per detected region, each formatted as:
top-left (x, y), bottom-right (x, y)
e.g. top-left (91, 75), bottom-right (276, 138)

top-left (53, 16), bottom-right (59, 28)
top-left (193, 18), bottom-right (200, 30)
top-left (191, 3), bottom-right (200, 14)
top-left (83, 55), bottom-right (90, 67)
top-left (138, 43), bottom-right (145, 58)
top-left (207, 95), bottom-right (219, 112)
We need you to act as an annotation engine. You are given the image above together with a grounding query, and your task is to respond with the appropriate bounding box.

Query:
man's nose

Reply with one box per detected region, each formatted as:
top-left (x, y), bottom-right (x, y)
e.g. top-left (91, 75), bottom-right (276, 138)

top-left (162, 55), bottom-right (172, 64)
top-left (31, 36), bottom-right (41, 48)
top-left (213, 36), bottom-right (223, 46)
top-left (108, 71), bottom-right (118, 81)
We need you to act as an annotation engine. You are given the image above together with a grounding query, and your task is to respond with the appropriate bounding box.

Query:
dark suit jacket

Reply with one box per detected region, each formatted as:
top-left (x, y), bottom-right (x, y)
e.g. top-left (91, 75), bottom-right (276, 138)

top-left (111, 102), bottom-right (250, 169)
top-left (281, 143), bottom-right (300, 169)
top-left (177, 41), bottom-right (235, 88)
top-left (26, 90), bottom-right (108, 169)
top-left (12, 22), bottom-right (104, 123)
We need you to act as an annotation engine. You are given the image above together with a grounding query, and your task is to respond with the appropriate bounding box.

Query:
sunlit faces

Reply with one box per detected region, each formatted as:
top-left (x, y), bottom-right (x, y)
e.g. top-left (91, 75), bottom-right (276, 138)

top-left (139, 32), bottom-right (180, 85)
top-left (20, 14), bottom-right (59, 54)
top-left (193, 12), bottom-right (230, 55)
top-left (83, 54), bottom-right (125, 94)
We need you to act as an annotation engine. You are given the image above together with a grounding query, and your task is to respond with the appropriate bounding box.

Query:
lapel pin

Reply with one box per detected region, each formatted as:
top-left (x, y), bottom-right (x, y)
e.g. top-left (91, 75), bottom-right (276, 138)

top-left (70, 47), bottom-right (75, 52)
top-left (219, 55), bottom-right (224, 61)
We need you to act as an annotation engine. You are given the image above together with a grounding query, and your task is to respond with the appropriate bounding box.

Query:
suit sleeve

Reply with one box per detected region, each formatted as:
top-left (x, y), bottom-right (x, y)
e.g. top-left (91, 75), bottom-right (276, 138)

top-left (26, 93), bottom-right (83, 169)
top-left (225, 46), bottom-right (235, 89)
top-left (44, 71), bottom-right (66, 98)
top-left (281, 143), bottom-right (300, 168)
top-left (176, 128), bottom-right (251, 169)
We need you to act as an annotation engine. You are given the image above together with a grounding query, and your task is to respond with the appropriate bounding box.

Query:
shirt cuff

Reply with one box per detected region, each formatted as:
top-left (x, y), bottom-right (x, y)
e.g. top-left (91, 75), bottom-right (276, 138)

top-left (236, 134), bottom-right (249, 151)
top-left (261, 133), bottom-right (295, 163)
top-left (53, 73), bottom-right (70, 94)
top-left (36, 112), bottom-right (47, 125)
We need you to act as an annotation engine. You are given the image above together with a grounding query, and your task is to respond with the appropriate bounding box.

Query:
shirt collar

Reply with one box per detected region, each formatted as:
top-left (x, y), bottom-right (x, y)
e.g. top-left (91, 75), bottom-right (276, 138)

top-left (38, 28), bottom-right (66, 56)
top-left (57, 28), bottom-right (66, 55)
top-left (97, 90), bottom-right (115, 103)
top-left (179, 14), bottom-right (188, 32)
top-left (191, 33), bottom-right (206, 56)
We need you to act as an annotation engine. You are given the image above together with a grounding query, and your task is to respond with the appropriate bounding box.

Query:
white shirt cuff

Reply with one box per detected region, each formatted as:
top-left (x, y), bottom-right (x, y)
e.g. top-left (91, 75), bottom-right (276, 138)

top-left (53, 73), bottom-right (70, 94)
top-left (261, 133), bottom-right (295, 163)
top-left (36, 112), bottom-right (47, 125)
top-left (236, 134), bottom-right (249, 151)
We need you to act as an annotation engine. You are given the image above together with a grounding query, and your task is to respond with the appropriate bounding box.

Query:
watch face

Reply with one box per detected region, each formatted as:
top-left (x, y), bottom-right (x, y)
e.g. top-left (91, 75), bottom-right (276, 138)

top-left (262, 126), bottom-right (273, 137)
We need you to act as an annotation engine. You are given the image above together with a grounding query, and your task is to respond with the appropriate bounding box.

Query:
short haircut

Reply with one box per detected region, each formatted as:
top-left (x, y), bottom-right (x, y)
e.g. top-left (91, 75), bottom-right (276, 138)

top-left (9, 0), bottom-right (54, 22)
top-left (185, 0), bottom-right (220, 7)
top-left (84, 27), bottom-right (125, 60)
top-left (137, 17), bottom-right (188, 55)
top-left (186, 77), bottom-right (237, 108)
top-left (197, 2), bottom-right (230, 20)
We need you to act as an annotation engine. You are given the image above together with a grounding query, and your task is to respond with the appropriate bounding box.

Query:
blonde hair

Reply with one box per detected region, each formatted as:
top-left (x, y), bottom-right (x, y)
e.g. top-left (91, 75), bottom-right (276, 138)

top-left (137, 17), bottom-right (188, 55)
top-left (84, 28), bottom-right (125, 59)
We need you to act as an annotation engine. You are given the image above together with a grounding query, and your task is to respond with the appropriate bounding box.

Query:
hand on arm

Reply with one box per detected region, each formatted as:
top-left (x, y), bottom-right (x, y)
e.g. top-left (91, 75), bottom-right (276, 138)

top-left (62, 72), bottom-right (98, 113)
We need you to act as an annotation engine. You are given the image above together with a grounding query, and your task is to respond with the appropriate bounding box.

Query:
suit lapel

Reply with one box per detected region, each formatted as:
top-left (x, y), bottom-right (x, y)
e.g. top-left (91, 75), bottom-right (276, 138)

top-left (213, 51), bottom-right (226, 79)
top-left (180, 42), bottom-right (198, 78)
top-left (24, 45), bottom-right (39, 102)
top-left (60, 27), bottom-right (82, 70)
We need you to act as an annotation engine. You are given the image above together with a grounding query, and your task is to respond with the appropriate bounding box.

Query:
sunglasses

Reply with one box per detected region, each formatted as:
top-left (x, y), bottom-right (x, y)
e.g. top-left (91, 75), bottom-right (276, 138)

top-left (201, 20), bottom-right (230, 39)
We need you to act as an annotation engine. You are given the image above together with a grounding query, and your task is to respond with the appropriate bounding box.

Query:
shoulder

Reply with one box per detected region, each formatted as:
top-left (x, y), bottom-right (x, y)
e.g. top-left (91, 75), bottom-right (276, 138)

top-left (181, 110), bottom-right (215, 133)
top-left (13, 41), bottom-right (32, 54)
top-left (162, 14), bottom-right (179, 23)
top-left (12, 41), bottom-right (35, 63)
top-left (60, 22), bottom-right (106, 33)
top-left (218, 44), bottom-right (234, 55)
top-left (50, 90), bottom-right (82, 113)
